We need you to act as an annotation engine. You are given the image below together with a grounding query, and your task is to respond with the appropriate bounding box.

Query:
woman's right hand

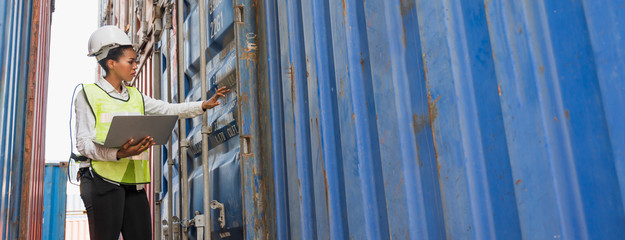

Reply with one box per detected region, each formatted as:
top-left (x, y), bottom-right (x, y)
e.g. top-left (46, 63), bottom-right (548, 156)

top-left (116, 136), bottom-right (155, 159)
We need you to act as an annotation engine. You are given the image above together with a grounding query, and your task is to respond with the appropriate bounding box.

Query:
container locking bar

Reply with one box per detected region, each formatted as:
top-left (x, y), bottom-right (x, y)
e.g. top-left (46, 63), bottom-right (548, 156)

top-left (193, 211), bottom-right (206, 240)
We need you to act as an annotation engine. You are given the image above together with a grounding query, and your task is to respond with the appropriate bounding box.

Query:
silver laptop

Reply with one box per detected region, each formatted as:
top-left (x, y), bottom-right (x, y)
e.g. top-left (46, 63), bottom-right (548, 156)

top-left (103, 115), bottom-right (178, 148)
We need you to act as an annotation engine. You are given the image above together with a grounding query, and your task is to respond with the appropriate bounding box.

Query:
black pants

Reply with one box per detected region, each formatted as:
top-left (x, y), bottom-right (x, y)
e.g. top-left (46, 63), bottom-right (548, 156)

top-left (79, 168), bottom-right (151, 240)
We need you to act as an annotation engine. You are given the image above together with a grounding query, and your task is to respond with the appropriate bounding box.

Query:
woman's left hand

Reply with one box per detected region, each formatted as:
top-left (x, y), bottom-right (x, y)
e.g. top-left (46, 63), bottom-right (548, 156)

top-left (202, 86), bottom-right (230, 110)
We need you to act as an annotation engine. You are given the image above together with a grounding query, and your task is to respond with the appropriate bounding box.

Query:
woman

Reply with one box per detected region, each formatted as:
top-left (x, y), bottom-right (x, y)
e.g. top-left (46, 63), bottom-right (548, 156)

top-left (75, 25), bottom-right (229, 240)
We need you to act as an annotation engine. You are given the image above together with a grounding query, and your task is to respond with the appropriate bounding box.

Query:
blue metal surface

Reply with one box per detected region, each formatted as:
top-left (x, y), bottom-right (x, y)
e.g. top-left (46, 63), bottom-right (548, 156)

top-left (259, 0), bottom-right (289, 238)
top-left (42, 163), bottom-right (68, 239)
top-left (582, 0), bottom-right (625, 220)
top-left (109, 0), bottom-right (625, 238)
top-left (255, 0), bottom-right (625, 239)
top-left (159, 0), bottom-right (246, 238)
top-left (0, 0), bottom-right (36, 239)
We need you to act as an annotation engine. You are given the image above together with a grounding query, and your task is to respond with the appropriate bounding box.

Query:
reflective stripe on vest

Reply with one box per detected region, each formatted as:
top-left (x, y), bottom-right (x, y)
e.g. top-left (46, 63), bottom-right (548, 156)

top-left (82, 83), bottom-right (150, 184)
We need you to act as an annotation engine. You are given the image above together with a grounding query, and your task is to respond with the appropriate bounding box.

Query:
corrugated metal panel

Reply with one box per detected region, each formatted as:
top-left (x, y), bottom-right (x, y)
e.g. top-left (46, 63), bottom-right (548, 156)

top-left (0, 0), bottom-right (33, 237)
top-left (133, 54), bottom-right (156, 233)
top-left (65, 217), bottom-right (90, 240)
top-left (42, 163), bottom-right (68, 239)
top-left (64, 184), bottom-right (88, 238)
top-left (101, 0), bottom-right (624, 239)
top-left (255, 0), bottom-right (625, 239)
top-left (0, 0), bottom-right (51, 239)
top-left (21, 0), bottom-right (52, 239)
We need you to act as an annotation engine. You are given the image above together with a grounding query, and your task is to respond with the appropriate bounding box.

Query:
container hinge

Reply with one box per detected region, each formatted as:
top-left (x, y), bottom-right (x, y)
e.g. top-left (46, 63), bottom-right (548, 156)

top-left (234, 5), bottom-right (244, 24)
top-left (210, 200), bottom-right (226, 228)
top-left (152, 18), bottom-right (163, 40)
top-left (193, 211), bottom-right (206, 240)
top-left (164, 5), bottom-right (173, 30)
top-left (202, 125), bottom-right (212, 134)
top-left (180, 139), bottom-right (190, 148)
top-left (154, 191), bottom-right (162, 204)
top-left (162, 219), bottom-right (169, 239)
top-left (171, 216), bottom-right (181, 237)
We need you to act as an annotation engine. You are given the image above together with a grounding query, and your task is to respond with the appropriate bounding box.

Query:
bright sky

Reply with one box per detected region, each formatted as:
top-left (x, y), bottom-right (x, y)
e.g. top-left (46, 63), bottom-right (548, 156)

top-left (45, 0), bottom-right (98, 163)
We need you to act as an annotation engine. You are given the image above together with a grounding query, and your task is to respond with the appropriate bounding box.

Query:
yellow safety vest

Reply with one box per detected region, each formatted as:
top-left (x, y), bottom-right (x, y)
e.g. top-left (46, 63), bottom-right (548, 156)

top-left (82, 83), bottom-right (150, 184)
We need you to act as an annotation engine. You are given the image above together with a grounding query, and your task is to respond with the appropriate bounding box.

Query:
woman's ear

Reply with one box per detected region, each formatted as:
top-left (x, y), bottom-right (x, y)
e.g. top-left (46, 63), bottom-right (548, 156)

top-left (106, 59), bottom-right (115, 72)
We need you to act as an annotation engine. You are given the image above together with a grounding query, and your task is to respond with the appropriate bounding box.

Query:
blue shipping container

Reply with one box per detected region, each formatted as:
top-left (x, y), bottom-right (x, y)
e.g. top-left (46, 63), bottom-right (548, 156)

top-left (255, 0), bottom-right (625, 239)
top-left (42, 163), bottom-right (68, 239)
top-left (155, 0), bottom-right (249, 238)
top-left (0, 0), bottom-right (52, 239)
top-left (104, 0), bottom-right (625, 239)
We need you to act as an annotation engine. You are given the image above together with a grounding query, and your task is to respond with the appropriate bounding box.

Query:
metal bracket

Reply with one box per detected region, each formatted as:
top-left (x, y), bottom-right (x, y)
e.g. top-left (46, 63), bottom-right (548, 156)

top-left (154, 191), bottom-right (162, 204)
top-left (202, 125), bottom-right (212, 134)
top-left (194, 211), bottom-right (205, 240)
top-left (152, 18), bottom-right (163, 40)
top-left (241, 136), bottom-right (251, 155)
top-left (234, 5), bottom-right (244, 24)
top-left (164, 5), bottom-right (173, 30)
top-left (180, 139), bottom-right (190, 148)
top-left (162, 219), bottom-right (169, 239)
top-left (210, 200), bottom-right (226, 228)
top-left (171, 216), bottom-right (181, 236)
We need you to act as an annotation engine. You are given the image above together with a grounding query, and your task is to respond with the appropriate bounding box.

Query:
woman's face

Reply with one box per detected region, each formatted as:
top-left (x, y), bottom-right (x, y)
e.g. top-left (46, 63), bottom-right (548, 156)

top-left (108, 48), bottom-right (137, 82)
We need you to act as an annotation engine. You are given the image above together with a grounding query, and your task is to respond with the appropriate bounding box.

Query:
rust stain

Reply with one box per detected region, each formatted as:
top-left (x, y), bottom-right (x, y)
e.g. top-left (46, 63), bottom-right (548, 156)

top-left (565, 110), bottom-right (570, 120)
top-left (384, 176), bottom-right (391, 187)
top-left (515, 179), bottom-right (522, 185)
top-left (394, 177), bottom-right (404, 199)
top-left (422, 53), bottom-right (428, 82)
top-left (427, 87), bottom-right (440, 160)
top-left (539, 65), bottom-right (545, 74)
top-left (554, 117), bottom-right (558, 122)
top-left (323, 168), bottom-right (330, 218)
top-left (339, 77), bottom-right (345, 97)
top-left (288, 63), bottom-right (296, 102)
top-left (240, 92), bottom-right (249, 105)
top-left (437, 162), bottom-right (441, 176)
top-left (429, 95), bottom-right (441, 121)
top-left (352, 113), bottom-right (355, 119)
top-left (400, 0), bottom-right (415, 17)
top-left (384, 60), bottom-right (391, 72)
top-left (240, 49), bottom-right (258, 63)
top-left (402, 25), bottom-right (407, 47)
top-left (343, 0), bottom-right (346, 16)
top-left (413, 114), bottom-right (428, 135)
top-left (498, 85), bottom-right (502, 96)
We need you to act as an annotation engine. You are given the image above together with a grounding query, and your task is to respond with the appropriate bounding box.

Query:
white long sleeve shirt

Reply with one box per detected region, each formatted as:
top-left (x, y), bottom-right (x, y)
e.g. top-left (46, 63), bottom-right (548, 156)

top-left (75, 77), bottom-right (205, 169)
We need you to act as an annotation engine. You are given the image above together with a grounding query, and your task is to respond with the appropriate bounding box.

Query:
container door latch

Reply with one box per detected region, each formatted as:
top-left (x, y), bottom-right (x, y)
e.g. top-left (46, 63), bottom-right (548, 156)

top-left (210, 200), bottom-right (226, 228)
top-left (193, 211), bottom-right (206, 240)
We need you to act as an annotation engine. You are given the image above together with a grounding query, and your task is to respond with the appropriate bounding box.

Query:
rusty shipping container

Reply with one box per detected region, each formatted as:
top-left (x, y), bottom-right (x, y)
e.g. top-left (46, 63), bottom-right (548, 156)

top-left (0, 0), bottom-right (53, 239)
top-left (100, 0), bottom-right (624, 239)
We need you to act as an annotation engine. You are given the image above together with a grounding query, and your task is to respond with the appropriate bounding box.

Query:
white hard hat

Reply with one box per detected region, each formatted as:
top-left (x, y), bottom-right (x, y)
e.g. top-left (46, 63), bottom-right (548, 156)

top-left (87, 25), bottom-right (134, 61)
